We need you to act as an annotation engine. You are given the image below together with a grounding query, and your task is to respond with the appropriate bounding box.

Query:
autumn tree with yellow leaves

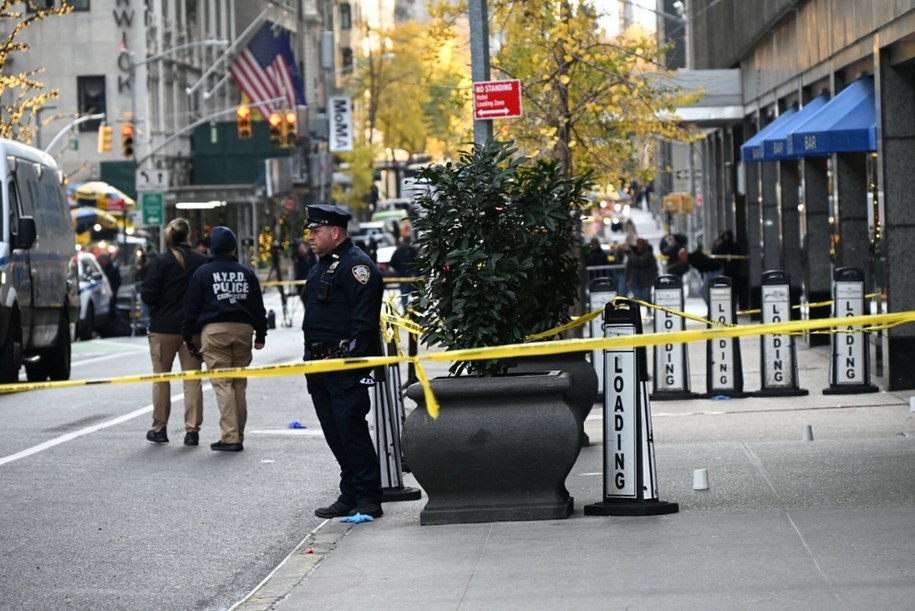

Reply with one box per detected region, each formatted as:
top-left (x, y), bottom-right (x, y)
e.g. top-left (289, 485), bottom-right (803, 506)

top-left (0, 1), bottom-right (73, 143)
top-left (333, 20), bottom-right (471, 211)
top-left (433, 0), bottom-right (699, 187)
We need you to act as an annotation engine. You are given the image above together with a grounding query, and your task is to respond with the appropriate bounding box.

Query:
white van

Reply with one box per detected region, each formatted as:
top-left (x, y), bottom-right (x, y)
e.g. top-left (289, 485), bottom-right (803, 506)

top-left (0, 139), bottom-right (79, 383)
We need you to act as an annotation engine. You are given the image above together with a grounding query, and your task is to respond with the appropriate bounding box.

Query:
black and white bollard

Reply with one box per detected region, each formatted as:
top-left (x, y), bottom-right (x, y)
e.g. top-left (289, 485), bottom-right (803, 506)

top-left (824, 267), bottom-right (879, 394)
top-left (650, 274), bottom-right (698, 401)
top-left (585, 299), bottom-right (678, 517)
top-left (756, 270), bottom-right (808, 397)
top-left (588, 277), bottom-right (617, 397)
top-left (374, 341), bottom-right (422, 502)
top-left (704, 275), bottom-right (747, 398)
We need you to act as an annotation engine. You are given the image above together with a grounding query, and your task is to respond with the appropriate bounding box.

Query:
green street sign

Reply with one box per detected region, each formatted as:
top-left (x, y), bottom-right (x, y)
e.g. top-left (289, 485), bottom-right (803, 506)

top-left (141, 192), bottom-right (164, 225)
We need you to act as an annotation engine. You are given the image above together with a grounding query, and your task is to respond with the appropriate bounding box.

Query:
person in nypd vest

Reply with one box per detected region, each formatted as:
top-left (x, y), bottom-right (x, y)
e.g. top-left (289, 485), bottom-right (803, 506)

top-left (182, 226), bottom-right (267, 452)
top-left (302, 204), bottom-right (385, 519)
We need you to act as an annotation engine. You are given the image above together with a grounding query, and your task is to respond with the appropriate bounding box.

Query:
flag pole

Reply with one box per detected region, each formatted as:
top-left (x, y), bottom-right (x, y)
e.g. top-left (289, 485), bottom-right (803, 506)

top-left (185, 9), bottom-right (268, 96)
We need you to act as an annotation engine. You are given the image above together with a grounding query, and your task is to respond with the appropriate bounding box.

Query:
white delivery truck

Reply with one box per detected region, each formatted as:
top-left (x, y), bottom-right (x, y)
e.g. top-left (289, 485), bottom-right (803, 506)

top-left (0, 139), bottom-right (79, 383)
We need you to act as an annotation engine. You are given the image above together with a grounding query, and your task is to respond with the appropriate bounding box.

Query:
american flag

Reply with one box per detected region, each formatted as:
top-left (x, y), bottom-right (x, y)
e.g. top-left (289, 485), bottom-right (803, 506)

top-left (228, 22), bottom-right (306, 118)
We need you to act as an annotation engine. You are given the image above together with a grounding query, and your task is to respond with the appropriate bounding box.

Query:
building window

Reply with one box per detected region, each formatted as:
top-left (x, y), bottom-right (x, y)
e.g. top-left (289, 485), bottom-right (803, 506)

top-left (340, 4), bottom-right (352, 30)
top-left (341, 48), bottom-right (353, 74)
top-left (77, 76), bottom-right (105, 132)
top-left (28, 0), bottom-right (89, 11)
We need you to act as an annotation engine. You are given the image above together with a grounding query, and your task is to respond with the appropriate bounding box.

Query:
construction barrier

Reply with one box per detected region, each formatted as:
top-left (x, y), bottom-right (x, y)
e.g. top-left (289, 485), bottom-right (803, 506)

top-left (756, 270), bottom-right (808, 397)
top-left (824, 267), bottom-right (879, 395)
top-left (651, 274), bottom-right (698, 400)
top-left (704, 275), bottom-right (747, 398)
top-left (585, 298), bottom-right (678, 516)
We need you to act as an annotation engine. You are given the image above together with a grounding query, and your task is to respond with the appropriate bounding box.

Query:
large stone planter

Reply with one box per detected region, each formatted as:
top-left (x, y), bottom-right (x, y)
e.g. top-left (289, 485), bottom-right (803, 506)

top-left (508, 351), bottom-right (598, 446)
top-left (403, 372), bottom-right (581, 525)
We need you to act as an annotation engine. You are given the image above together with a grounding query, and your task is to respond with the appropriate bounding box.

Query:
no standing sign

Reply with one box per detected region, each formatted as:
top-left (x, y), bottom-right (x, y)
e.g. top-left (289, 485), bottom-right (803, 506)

top-left (473, 79), bottom-right (523, 121)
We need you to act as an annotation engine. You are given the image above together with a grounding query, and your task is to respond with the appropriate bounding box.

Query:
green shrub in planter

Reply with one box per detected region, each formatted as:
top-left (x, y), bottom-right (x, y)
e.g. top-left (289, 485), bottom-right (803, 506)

top-left (412, 139), bottom-right (593, 376)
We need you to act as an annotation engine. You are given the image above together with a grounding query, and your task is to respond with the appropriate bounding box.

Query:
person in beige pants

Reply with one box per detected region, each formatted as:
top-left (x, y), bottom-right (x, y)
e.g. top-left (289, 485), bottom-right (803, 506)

top-left (141, 218), bottom-right (207, 445)
top-left (182, 226), bottom-right (267, 452)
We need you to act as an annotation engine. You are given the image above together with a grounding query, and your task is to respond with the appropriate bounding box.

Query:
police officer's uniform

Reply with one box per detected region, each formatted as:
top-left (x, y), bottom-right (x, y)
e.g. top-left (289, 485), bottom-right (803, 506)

top-left (303, 205), bottom-right (384, 518)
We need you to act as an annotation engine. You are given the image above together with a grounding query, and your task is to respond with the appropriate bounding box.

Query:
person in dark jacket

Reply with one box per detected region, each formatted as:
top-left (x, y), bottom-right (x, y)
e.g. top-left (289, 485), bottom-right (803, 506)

top-left (389, 236), bottom-right (418, 310)
top-left (183, 226), bottom-right (267, 452)
top-left (291, 238), bottom-right (316, 307)
top-left (303, 204), bottom-right (384, 519)
top-left (625, 238), bottom-right (658, 303)
top-left (97, 252), bottom-right (121, 297)
top-left (141, 218), bottom-right (207, 446)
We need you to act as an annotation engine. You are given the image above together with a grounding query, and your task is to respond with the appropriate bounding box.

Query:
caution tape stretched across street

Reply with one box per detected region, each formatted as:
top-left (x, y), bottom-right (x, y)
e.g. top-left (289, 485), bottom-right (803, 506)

top-left (3, 308), bottom-right (914, 419)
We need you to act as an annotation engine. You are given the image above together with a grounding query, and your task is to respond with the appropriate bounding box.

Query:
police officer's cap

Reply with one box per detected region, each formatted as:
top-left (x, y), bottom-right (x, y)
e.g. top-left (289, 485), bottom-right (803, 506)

top-left (307, 204), bottom-right (352, 229)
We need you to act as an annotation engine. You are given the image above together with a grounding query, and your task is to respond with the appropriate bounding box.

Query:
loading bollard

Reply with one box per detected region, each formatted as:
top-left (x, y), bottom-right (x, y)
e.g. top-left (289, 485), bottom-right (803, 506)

top-left (704, 275), bottom-right (748, 398)
top-left (824, 267), bottom-right (878, 395)
top-left (374, 339), bottom-right (422, 503)
top-left (588, 277), bottom-right (617, 397)
top-left (755, 270), bottom-right (808, 397)
top-left (585, 298), bottom-right (678, 517)
top-left (650, 274), bottom-right (698, 401)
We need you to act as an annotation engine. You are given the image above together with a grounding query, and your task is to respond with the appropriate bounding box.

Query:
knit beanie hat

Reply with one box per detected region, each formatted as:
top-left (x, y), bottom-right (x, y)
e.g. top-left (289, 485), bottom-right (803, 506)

top-left (210, 226), bottom-right (237, 256)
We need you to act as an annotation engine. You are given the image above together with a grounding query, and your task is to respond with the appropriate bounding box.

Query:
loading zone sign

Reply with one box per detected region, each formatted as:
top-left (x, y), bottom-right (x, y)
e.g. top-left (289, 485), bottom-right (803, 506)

top-left (473, 79), bottom-right (522, 120)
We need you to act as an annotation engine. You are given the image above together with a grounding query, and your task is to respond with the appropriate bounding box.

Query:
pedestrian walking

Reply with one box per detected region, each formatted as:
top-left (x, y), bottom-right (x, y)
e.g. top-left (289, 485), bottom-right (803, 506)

top-left (302, 204), bottom-right (385, 519)
top-left (141, 218), bottom-right (207, 445)
top-left (183, 226), bottom-right (267, 452)
top-left (625, 237), bottom-right (658, 303)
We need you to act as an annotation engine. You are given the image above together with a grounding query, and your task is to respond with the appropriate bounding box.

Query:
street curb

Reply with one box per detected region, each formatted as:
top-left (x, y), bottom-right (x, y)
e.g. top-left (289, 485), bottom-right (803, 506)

top-left (230, 520), bottom-right (354, 611)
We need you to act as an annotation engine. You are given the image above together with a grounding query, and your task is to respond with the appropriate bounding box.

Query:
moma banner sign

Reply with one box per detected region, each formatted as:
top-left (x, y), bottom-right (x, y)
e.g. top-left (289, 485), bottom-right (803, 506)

top-left (329, 96), bottom-right (353, 152)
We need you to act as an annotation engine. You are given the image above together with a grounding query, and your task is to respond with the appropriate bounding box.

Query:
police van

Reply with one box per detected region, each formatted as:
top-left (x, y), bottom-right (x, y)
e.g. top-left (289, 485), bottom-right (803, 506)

top-left (0, 139), bottom-right (79, 383)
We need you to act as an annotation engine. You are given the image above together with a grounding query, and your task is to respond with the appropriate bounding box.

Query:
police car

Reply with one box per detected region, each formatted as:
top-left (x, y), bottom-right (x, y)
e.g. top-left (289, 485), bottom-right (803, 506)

top-left (77, 252), bottom-right (113, 340)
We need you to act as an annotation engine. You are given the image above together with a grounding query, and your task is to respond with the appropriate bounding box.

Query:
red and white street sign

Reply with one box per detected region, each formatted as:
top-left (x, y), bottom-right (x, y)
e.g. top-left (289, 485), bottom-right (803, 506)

top-left (473, 79), bottom-right (523, 121)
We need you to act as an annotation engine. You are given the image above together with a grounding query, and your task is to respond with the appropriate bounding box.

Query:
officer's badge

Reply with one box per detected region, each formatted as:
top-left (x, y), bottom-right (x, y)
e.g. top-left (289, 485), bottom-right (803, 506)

top-left (352, 264), bottom-right (371, 285)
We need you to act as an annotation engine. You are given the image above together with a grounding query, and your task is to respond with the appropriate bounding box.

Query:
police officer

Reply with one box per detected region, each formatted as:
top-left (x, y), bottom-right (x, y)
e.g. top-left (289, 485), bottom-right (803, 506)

top-left (303, 204), bottom-right (385, 519)
top-left (183, 226), bottom-right (267, 452)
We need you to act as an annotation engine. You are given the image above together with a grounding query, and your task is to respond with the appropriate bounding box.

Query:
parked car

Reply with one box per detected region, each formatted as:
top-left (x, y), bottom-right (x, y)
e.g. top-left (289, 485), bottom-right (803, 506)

top-left (77, 252), bottom-right (114, 340)
top-left (352, 221), bottom-right (397, 249)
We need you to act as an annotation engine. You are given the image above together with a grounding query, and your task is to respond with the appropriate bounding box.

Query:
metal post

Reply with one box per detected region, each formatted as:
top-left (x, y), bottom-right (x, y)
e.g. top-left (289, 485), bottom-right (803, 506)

top-left (469, 0), bottom-right (492, 145)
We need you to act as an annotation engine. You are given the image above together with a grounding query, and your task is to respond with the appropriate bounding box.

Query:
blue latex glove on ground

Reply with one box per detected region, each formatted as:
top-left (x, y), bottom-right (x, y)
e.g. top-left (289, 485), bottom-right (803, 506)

top-left (339, 513), bottom-right (374, 524)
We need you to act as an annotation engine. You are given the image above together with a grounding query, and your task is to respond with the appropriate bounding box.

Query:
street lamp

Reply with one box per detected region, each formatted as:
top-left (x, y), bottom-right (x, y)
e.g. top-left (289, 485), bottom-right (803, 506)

top-left (126, 39), bottom-right (230, 160)
top-left (43, 113), bottom-right (106, 154)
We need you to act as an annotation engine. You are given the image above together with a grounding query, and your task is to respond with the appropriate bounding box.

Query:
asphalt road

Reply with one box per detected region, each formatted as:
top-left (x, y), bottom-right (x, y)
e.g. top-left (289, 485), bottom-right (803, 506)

top-left (0, 293), bottom-right (343, 610)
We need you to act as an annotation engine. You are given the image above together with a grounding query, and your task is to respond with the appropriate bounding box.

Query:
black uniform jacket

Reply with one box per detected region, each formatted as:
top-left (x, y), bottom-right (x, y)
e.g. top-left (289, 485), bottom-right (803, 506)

top-left (182, 255), bottom-right (268, 344)
top-left (302, 238), bottom-right (383, 358)
top-left (140, 244), bottom-right (207, 334)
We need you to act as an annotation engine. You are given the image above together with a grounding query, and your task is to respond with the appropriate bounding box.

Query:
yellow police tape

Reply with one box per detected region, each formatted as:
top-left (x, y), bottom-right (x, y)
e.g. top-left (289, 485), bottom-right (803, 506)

top-left (4, 308), bottom-right (915, 419)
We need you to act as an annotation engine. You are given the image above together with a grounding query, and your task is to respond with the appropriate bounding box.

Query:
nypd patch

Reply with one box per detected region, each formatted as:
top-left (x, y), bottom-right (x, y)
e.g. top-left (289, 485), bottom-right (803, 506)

top-left (352, 264), bottom-right (371, 285)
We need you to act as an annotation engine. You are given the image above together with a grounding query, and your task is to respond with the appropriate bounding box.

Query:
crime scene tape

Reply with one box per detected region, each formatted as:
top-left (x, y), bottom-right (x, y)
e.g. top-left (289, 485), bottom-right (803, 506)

top-left (3, 310), bottom-right (915, 419)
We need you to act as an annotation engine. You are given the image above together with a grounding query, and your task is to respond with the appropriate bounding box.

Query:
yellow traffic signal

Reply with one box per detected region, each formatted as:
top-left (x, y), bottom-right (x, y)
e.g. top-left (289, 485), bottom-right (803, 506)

top-left (268, 111), bottom-right (283, 147)
top-left (121, 123), bottom-right (135, 158)
top-left (282, 109), bottom-right (298, 148)
top-left (97, 125), bottom-right (113, 153)
top-left (236, 105), bottom-right (252, 140)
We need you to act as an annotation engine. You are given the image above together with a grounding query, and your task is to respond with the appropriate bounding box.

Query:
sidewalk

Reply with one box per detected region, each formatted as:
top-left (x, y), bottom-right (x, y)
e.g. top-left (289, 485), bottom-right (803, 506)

top-left (240, 301), bottom-right (915, 611)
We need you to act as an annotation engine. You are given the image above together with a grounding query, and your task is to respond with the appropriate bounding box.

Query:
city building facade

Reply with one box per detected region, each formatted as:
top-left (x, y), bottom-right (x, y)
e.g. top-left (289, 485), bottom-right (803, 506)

top-left (679, 0), bottom-right (915, 389)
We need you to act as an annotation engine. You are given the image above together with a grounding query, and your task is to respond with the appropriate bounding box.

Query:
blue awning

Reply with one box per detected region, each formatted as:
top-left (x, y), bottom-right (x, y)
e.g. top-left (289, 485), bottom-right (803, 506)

top-left (740, 108), bottom-right (798, 162)
top-left (761, 94), bottom-right (830, 160)
top-left (789, 77), bottom-right (876, 156)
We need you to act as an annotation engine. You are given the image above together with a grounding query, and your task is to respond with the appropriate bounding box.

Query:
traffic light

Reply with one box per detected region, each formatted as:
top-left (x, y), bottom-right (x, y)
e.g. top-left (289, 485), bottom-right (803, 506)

top-left (121, 123), bottom-right (135, 158)
top-left (282, 109), bottom-right (298, 148)
top-left (236, 104), bottom-right (252, 140)
top-left (97, 125), bottom-right (113, 153)
top-left (268, 111), bottom-right (283, 147)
